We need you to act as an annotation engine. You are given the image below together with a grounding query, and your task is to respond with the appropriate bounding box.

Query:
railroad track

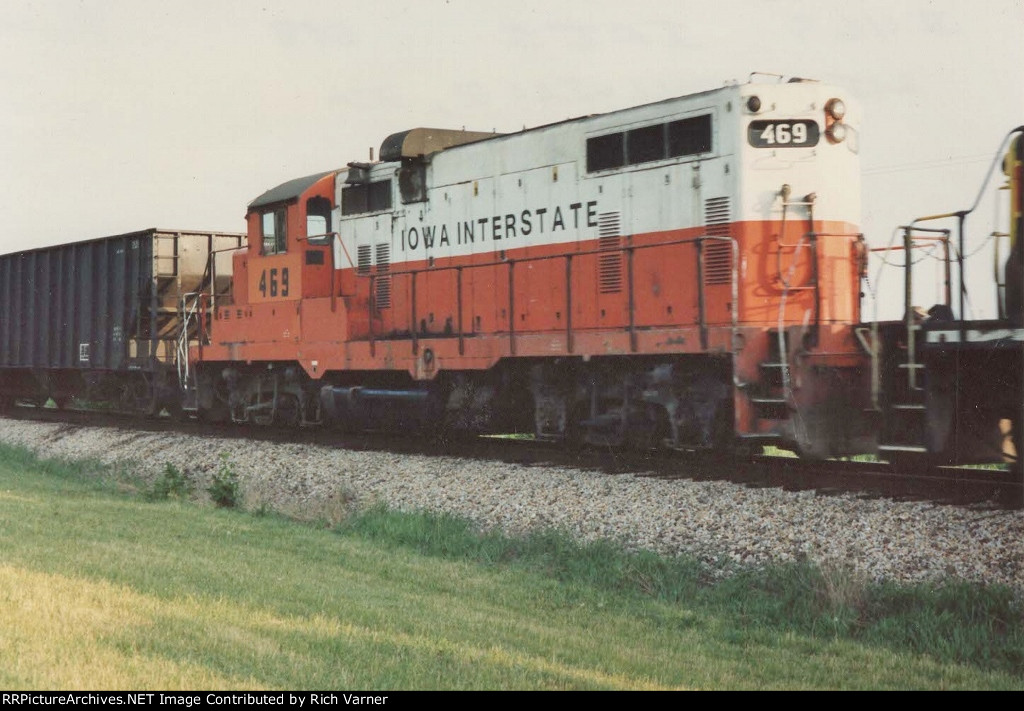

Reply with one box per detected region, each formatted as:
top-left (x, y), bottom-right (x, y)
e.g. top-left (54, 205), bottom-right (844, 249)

top-left (3, 405), bottom-right (1021, 509)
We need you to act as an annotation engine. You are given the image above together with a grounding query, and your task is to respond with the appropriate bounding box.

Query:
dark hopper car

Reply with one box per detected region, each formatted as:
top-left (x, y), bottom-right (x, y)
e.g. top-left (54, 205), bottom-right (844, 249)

top-left (0, 228), bottom-right (242, 414)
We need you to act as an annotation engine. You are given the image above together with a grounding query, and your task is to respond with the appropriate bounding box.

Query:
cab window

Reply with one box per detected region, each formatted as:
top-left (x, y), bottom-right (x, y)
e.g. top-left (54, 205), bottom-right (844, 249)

top-left (262, 208), bottom-right (287, 254)
top-left (306, 196), bottom-right (332, 245)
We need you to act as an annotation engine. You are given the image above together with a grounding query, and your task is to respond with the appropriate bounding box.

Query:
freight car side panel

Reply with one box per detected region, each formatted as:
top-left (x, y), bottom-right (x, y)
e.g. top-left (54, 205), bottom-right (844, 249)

top-left (0, 230), bottom-right (242, 389)
top-left (0, 235), bottom-right (143, 371)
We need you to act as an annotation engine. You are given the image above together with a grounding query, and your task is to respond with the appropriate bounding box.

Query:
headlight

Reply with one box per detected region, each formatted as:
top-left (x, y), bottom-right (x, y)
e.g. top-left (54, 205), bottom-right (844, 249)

top-left (746, 95), bottom-right (762, 113)
top-left (826, 98), bottom-right (846, 121)
top-left (826, 122), bottom-right (847, 144)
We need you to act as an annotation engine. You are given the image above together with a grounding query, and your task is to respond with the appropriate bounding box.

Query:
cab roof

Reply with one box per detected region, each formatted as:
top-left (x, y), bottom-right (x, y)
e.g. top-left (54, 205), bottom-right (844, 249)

top-left (248, 170), bottom-right (336, 210)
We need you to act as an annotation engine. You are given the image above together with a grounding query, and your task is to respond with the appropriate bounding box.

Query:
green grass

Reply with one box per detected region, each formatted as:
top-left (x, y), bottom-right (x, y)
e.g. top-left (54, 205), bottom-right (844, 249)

top-left (0, 443), bottom-right (1021, 689)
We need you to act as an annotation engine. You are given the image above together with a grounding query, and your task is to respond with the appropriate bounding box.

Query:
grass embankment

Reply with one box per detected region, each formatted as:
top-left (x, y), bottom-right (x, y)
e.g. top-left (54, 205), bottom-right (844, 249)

top-left (0, 443), bottom-right (1021, 689)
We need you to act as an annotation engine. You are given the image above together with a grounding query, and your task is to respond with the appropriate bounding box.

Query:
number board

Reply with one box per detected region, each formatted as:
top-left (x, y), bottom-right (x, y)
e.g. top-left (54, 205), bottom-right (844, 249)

top-left (248, 253), bottom-right (302, 303)
top-left (748, 120), bottom-right (820, 148)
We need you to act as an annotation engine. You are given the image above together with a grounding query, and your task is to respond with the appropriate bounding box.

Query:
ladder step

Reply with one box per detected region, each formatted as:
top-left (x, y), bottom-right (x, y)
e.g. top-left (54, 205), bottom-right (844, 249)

top-left (898, 363), bottom-right (925, 369)
top-left (878, 444), bottom-right (928, 453)
top-left (891, 403), bottom-right (925, 411)
top-left (751, 397), bottom-right (787, 405)
top-left (758, 362), bottom-right (786, 387)
top-left (751, 396), bottom-right (789, 420)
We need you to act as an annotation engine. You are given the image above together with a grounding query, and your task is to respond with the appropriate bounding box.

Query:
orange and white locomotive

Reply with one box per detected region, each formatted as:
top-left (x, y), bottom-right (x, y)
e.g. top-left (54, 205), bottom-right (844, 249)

top-left (192, 77), bottom-right (873, 456)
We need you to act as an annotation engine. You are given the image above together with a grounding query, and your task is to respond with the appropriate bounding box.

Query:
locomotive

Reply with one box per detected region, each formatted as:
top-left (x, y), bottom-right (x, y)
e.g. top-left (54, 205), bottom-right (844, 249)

top-left (1, 76), bottom-right (1021, 471)
top-left (191, 77), bottom-right (873, 458)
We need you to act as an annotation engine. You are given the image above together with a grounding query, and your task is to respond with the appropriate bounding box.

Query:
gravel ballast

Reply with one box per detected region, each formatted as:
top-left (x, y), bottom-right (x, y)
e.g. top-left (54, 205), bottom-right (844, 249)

top-left (1, 417), bottom-right (1021, 592)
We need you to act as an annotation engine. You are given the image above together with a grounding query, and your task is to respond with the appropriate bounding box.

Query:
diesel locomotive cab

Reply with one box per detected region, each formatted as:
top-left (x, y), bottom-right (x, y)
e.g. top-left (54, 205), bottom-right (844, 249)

top-left (190, 171), bottom-right (338, 425)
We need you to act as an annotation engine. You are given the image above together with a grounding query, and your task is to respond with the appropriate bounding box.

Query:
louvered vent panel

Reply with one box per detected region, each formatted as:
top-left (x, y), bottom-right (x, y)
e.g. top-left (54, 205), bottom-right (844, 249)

top-left (597, 212), bottom-right (622, 294)
top-left (374, 243), bottom-right (390, 271)
top-left (374, 243), bottom-right (391, 309)
top-left (357, 244), bottom-right (372, 275)
top-left (703, 197), bottom-right (733, 285)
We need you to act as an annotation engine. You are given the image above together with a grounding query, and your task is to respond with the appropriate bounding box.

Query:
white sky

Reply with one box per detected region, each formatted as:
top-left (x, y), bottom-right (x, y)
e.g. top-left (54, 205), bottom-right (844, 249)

top-left (1, 0), bottom-right (1022, 316)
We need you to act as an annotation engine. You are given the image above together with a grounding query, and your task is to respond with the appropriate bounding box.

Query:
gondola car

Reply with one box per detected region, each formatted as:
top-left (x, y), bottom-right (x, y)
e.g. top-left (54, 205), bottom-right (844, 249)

top-left (0, 229), bottom-right (242, 414)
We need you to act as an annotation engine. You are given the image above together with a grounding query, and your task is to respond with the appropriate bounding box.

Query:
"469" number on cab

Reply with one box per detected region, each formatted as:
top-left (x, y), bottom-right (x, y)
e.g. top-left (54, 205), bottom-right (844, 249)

top-left (258, 267), bottom-right (290, 298)
top-left (748, 119), bottom-right (820, 148)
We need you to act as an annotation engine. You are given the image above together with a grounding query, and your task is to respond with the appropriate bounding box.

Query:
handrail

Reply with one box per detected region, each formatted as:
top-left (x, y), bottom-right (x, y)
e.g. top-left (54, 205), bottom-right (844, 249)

top-left (993, 229), bottom-right (1011, 319)
top-left (876, 228), bottom-right (953, 313)
top-left (696, 239), bottom-right (707, 350)
top-left (176, 291), bottom-right (203, 390)
top-left (203, 240), bottom-right (246, 318)
top-left (898, 127), bottom-right (1024, 330)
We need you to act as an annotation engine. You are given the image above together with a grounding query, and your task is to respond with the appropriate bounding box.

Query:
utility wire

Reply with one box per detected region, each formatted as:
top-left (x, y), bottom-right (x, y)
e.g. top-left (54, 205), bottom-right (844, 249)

top-left (863, 154), bottom-right (993, 177)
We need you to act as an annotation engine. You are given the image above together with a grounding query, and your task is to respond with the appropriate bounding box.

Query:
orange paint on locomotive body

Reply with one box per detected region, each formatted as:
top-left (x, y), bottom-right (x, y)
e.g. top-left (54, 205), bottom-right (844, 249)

top-left (205, 213), bottom-right (864, 368)
top-left (201, 215), bottom-right (868, 447)
top-left (196, 80), bottom-right (873, 454)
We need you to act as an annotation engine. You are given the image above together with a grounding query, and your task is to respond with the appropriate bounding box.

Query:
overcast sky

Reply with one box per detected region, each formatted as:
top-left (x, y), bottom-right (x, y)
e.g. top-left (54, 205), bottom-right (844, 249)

top-left (1, 0), bottom-right (1022, 313)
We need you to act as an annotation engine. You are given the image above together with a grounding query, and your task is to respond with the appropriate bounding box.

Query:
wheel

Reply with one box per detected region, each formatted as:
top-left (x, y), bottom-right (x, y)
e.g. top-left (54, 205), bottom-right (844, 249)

top-left (273, 394), bottom-right (301, 428)
top-left (166, 400), bottom-right (187, 422)
top-left (197, 400), bottom-right (230, 424)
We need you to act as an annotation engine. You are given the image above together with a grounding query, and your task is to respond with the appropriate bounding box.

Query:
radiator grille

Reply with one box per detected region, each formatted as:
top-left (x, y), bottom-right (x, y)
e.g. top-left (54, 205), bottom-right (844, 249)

top-left (374, 243), bottom-right (391, 309)
top-left (597, 212), bottom-right (622, 294)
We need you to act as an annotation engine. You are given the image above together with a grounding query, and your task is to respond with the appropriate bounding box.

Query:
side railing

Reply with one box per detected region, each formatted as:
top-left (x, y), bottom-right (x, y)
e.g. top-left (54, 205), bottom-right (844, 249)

top-left (868, 226), bottom-right (953, 399)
